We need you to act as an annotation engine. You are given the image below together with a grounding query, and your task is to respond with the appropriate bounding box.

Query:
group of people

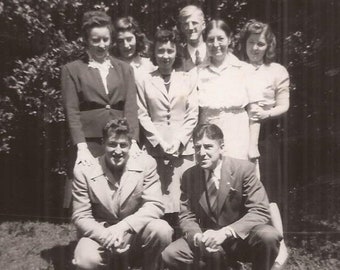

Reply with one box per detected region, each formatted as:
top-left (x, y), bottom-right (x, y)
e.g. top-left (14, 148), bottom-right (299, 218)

top-left (61, 4), bottom-right (290, 270)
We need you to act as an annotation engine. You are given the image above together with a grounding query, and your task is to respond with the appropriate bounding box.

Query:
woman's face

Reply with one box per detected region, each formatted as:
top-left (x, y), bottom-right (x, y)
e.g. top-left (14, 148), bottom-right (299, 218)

top-left (116, 31), bottom-right (137, 60)
top-left (87, 26), bottom-right (111, 62)
top-left (246, 33), bottom-right (268, 65)
top-left (155, 41), bottom-right (176, 72)
top-left (206, 28), bottom-right (230, 63)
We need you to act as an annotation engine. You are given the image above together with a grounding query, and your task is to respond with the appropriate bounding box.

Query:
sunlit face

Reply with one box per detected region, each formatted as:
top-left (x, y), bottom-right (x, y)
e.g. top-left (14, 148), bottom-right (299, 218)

top-left (194, 135), bottom-right (224, 170)
top-left (246, 33), bottom-right (268, 65)
top-left (155, 41), bottom-right (176, 72)
top-left (104, 133), bottom-right (131, 169)
top-left (206, 28), bottom-right (230, 63)
top-left (180, 12), bottom-right (205, 45)
top-left (116, 31), bottom-right (137, 60)
top-left (87, 26), bottom-right (111, 62)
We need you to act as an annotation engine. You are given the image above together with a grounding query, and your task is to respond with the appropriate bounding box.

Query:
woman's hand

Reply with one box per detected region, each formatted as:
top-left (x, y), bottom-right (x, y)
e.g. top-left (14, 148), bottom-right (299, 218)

top-left (166, 139), bottom-right (181, 157)
top-left (250, 106), bottom-right (270, 121)
top-left (76, 143), bottom-right (97, 166)
top-left (159, 140), bottom-right (172, 154)
top-left (129, 140), bottom-right (142, 158)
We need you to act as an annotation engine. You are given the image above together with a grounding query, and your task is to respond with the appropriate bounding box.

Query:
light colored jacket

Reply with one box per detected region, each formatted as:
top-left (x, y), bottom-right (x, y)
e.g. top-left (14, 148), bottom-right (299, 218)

top-left (136, 69), bottom-right (199, 157)
top-left (72, 152), bottom-right (164, 242)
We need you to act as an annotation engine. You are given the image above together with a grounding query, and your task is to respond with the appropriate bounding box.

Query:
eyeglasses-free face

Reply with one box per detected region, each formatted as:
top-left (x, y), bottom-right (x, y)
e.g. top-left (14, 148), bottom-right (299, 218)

top-left (104, 134), bottom-right (131, 169)
top-left (87, 26), bottom-right (111, 62)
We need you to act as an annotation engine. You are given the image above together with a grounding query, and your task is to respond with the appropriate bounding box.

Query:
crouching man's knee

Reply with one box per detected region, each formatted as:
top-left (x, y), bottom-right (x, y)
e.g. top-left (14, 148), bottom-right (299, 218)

top-left (143, 219), bottom-right (173, 247)
top-left (73, 237), bottom-right (105, 270)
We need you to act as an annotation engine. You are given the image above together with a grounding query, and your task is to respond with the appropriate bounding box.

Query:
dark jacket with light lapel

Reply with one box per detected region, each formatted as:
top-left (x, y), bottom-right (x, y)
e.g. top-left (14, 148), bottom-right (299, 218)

top-left (61, 55), bottom-right (139, 144)
top-left (72, 152), bottom-right (164, 242)
top-left (179, 156), bottom-right (270, 248)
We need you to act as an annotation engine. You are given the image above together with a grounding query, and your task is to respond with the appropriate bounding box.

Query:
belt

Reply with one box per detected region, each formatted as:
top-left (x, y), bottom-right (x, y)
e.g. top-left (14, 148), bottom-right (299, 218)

top-left (79, 101), bottom-right (124, 111)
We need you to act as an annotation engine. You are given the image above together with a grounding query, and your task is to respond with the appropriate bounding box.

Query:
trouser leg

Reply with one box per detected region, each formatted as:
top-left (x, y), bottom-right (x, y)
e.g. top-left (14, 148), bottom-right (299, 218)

top-left (135, 219), bottom-right (173, 270)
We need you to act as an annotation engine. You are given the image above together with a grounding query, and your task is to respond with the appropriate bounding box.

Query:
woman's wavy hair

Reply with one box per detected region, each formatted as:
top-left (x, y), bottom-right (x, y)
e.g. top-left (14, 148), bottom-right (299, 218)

top-left (81, 11), bottom-right (113, 46)
top-left (237, 19), bottom-right (276, 64)
top-left (150, 28), bottom-right (182, 69)
top-left (112, 16), bottom-right (147, 57)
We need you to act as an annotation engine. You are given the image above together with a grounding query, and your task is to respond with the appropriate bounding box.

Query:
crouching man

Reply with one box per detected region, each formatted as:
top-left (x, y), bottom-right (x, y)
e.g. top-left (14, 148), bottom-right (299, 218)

top-left (162, 124), bottom-right (282, 270)
top-left (72, 118), bottom-right (173, 270)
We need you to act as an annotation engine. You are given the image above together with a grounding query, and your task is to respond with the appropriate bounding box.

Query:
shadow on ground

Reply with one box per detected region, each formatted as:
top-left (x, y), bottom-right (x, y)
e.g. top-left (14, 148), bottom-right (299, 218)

top-left (41, 241), bottom-right (77, 270)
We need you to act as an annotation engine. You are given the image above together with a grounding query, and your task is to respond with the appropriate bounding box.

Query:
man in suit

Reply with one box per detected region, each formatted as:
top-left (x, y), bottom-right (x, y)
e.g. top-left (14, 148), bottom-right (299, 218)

top-left (178, 5), bottom-right (208, 71)
top-left (72, 118), bottom-right (173, 270)
top-left (162, 124), bottom-right (281, 270)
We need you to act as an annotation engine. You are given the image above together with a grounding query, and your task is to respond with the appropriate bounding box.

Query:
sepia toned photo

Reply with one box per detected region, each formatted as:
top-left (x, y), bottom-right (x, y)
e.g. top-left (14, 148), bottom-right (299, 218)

top-left (0, 0), bottom-right (339, 269)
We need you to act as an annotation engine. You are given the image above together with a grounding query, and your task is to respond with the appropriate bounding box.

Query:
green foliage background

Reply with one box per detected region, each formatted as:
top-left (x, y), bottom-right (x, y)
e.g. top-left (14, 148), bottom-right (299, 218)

top-left (0, 0), bottom-right (339, 236)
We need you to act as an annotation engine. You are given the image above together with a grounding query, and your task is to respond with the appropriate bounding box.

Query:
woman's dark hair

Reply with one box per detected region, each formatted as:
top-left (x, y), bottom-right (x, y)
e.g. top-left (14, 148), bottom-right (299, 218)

top-left (150, 28), bottom-right (182, 69)
top-left (193, 124), bottom-right (224, 145)
top-left (102, 118), bottom-right (132, 142)
top-left (203, 19), bottom-right (232, 41)
top-left (113, 16), bottom-right (146, 57)
top-left (236, 19), bottom-right (276, 64)
top-left (81, 11), bottom-right (113, 45)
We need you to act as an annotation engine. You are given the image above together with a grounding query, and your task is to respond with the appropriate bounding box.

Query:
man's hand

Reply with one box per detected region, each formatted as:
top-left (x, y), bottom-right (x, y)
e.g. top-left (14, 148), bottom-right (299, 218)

top-left (195, 233), bottom-right (219, 254)
top-left (201, 229), bottom-right (227, 250)
top-left (99, 221), bottom-right (131, 252)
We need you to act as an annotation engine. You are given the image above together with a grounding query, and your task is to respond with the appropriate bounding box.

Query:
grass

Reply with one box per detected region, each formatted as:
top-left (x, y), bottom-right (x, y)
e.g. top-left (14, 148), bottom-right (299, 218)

top-left (0, 220), bottom-right (339, 270)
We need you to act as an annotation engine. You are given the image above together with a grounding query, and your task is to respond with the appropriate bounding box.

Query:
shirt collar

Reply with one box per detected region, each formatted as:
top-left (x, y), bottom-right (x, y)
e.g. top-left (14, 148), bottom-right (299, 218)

top-left (205, 159), bottom-right (222, 180)
top-left (188, 42), bottom-right (207, 62)
top-left (204, 52), bottom-right (243, 73)
top-left (87, 51), bottom-right (112, 69)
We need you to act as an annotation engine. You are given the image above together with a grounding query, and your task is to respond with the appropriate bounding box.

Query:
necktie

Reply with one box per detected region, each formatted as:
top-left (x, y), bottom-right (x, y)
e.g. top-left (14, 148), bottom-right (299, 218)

top-left (195, 50), bottom-right (202, 66)
top-left (206, 171), bottom-right (218, 215)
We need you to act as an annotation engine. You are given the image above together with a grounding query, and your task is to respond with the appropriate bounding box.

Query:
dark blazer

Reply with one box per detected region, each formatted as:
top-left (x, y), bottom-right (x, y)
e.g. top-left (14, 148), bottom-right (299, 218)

top-left (178, 43), bottom-right (209, 72)
top-left (179, 156), bottom-right (270, 248)
top-left (61, 55), bottom-right (139, 144)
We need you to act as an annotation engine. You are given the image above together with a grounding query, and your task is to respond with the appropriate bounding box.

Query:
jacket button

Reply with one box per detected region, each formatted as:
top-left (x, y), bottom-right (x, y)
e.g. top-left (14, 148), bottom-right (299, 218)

top-left (105, 105), bottom-right (110, 110)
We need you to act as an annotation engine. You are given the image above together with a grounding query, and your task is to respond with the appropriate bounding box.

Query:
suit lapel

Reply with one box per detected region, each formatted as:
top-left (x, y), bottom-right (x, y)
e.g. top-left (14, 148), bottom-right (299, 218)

top-left (216, 157), bottom-right (235, 215)
top-left (149, 71), bottom-right (170, 102)
top-left (87, 158), bottom-right (115, 214)
top-left (119, 155), bottom-right (144, 206)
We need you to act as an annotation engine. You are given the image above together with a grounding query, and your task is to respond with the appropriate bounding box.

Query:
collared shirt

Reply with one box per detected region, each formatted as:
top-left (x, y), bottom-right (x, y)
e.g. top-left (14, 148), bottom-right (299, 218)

top-left (205, 160), bottom-right (222, 189)
top-left (188, 42), bottom-right (207, 64)
top-left (87, 53), bottom-right (113, 95)
top-left (246, 62), bottom-right (290, 109)
top-left (197, 52), bottom-right (263, 110)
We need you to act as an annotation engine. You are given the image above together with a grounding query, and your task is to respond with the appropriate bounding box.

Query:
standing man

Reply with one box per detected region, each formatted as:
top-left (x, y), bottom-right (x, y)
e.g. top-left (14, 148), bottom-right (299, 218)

top-left (162, 124), bottom-right (281, 270)
top-left (72, 118), bottom-right (173, 270)
top-left (178, 5), bottom-right (208, 71)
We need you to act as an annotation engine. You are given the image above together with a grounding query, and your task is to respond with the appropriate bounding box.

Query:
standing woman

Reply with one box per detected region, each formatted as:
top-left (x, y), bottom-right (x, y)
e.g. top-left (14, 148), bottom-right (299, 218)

top-left (237, 19), bottom-right (290, 269)
top-left (197, 19), bottom-right (261, 161)
top-left (137, 29), bottom-right (198, 224)
top-left (61, 11), bottom-right (139, 171)
top-left (113, 16), bottom-right (156, 77)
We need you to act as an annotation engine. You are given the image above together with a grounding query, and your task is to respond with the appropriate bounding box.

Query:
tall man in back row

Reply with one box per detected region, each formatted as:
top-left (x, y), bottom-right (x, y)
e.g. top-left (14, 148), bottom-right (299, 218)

top-left (178, 4), bottom-right (208, 71)
top-left (72, 119), bottom-right (173, 270)
top-left (162, 124), bottom-right (281, 270)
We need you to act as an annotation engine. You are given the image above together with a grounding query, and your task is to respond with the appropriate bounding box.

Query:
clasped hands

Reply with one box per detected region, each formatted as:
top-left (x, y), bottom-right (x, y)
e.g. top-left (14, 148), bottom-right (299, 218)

top-left (249, 106), bottom-right (270, 121)
top-left (99, 221), bottom-right (131, 254)
top-left (160, 139), bottom-right (181, 157)
top-left (195, 228), bottom-right (228, 253)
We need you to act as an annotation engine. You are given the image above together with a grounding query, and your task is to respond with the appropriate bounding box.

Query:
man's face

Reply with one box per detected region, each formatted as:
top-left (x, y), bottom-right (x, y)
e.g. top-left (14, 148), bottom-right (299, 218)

top-left (104, 133), bottom-right (131, 169)
top-left (180, 12), bottom-right (205, 45)
top-left (194, 135), bottom-right (224, 170)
